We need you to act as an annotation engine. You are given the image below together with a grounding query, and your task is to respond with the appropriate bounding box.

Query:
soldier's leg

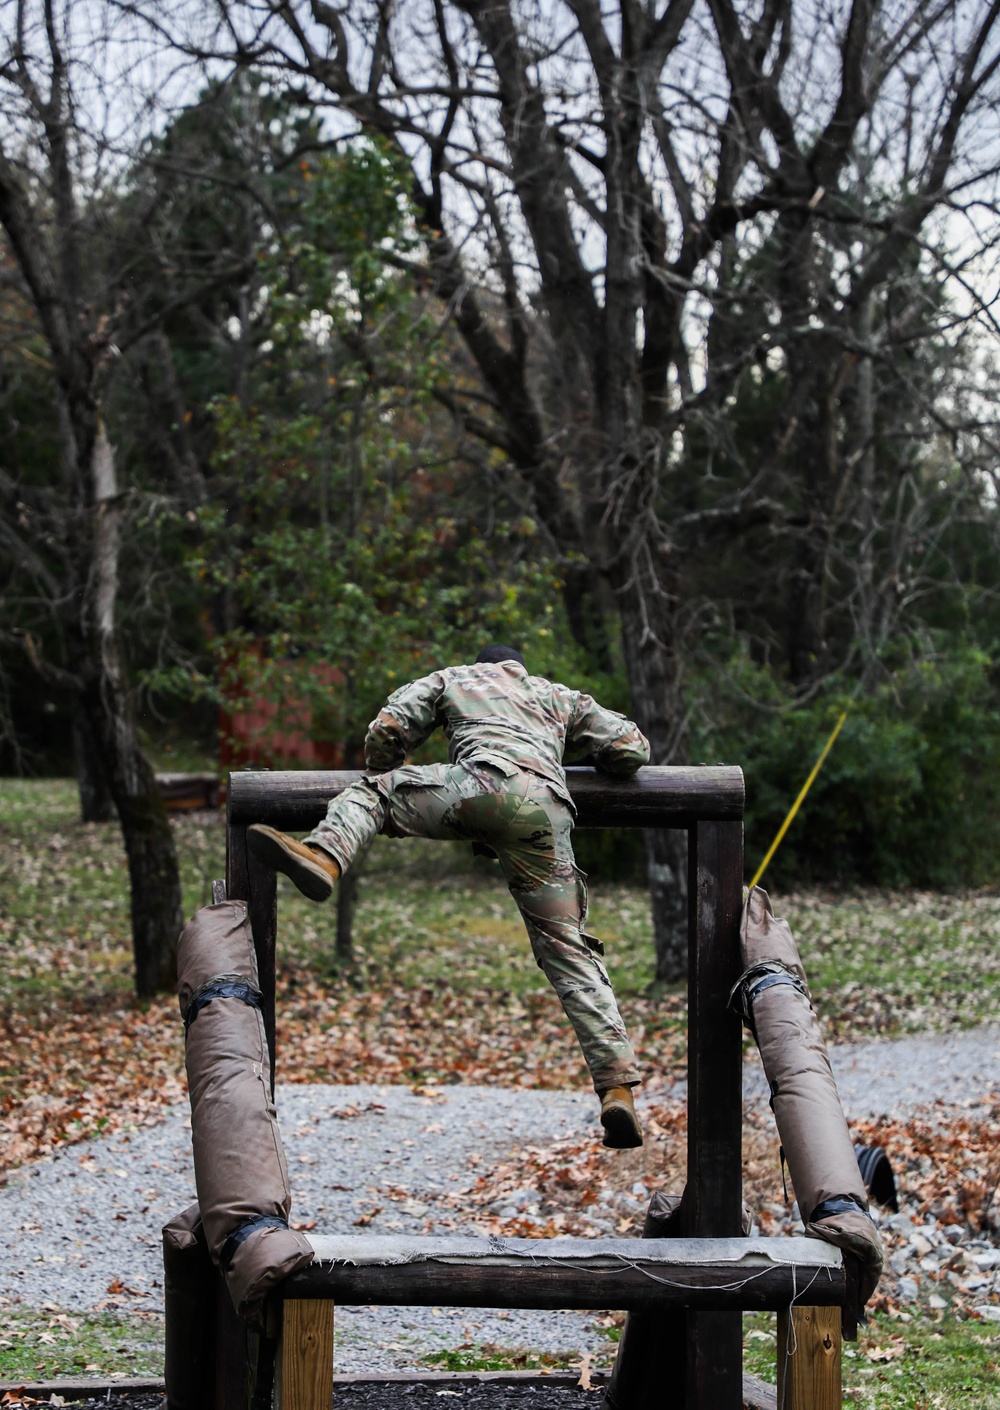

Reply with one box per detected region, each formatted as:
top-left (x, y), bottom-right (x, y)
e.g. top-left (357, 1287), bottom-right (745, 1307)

top-left (247, 776), bottom-right (386, 900)
top-left (497, 786), bottom-right (641, 1097)
top-left (305, 761), bottom-right (520, 870)
top-left (303, 777), bottom-right (392, 873)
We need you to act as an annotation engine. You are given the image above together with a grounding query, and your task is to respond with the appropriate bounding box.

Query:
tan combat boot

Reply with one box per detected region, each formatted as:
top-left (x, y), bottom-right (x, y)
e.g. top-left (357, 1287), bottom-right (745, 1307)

top-left (247, 825), bottom-right (341, 903)
top-left (599, 1085), bottom-right (643, 1149)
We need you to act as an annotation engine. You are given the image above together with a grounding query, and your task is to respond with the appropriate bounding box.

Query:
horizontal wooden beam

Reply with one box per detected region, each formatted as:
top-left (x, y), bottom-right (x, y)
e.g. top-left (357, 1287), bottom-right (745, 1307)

top-left (227, 765), bottom-right (745, 831)
top-left (282, 1235), bottom-right (842, 1312)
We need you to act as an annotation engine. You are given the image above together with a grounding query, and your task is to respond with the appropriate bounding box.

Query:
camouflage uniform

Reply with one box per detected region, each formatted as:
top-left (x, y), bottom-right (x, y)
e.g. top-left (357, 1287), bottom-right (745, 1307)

top-left (305, 660), bottom-right (649, 1092)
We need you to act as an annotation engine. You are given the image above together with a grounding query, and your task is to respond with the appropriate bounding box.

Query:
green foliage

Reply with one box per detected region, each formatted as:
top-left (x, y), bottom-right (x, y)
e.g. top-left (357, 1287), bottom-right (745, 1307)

top-left (695, 643), bottom-right (1000, 888)
top-left (169, 138), bottom-right (598, 762)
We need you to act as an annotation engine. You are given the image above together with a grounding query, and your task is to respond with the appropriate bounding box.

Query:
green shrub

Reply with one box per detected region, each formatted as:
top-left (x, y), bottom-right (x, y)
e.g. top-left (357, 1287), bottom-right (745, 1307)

top-left (693, 644), bottom-right (1000, 889)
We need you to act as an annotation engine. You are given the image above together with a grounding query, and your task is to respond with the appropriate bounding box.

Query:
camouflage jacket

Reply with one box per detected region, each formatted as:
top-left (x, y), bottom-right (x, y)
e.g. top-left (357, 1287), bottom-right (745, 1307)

top-left (364, 660), bottom-right (650, 807)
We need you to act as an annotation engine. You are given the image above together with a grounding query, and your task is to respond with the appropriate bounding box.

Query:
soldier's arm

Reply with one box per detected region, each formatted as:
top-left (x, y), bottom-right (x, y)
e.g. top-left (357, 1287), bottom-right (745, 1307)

top-left (364, 672), bottom-right (443, 771)
top-left (566, 694), bottom-right (650, 777)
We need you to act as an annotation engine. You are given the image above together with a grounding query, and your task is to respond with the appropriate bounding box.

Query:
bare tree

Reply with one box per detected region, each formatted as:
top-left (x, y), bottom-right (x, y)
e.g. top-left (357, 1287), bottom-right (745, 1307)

top-left (0, 1), bottom-right (222, 993)
top-left (169, 0), bottom-right (1000, 978)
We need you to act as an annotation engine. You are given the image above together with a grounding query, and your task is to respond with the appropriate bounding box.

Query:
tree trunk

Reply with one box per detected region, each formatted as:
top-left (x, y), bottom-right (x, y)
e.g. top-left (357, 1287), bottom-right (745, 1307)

top-left (643, 828), bottom-right (689, 986)
top-left (612, 532), bottom-right (690, 984)
top-left (72, 698), bottom-right (115, 823)
top-left (78, 417), bottom-right (183, 997)
top-left (81, 666), bottom-right (184, 996)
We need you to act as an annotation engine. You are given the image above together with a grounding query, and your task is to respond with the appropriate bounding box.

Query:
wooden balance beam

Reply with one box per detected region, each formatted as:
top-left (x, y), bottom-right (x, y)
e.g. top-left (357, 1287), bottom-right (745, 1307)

top-left (275, 1235), bottom-right (845, 1410)
top-left (286, 1233), bottom-right (844, 1309)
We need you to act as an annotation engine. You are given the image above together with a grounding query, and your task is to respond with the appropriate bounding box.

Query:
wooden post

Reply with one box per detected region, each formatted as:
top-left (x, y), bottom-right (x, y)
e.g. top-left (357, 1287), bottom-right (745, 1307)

top-left (276, 1300), bottom-right (334, 1410)
top-left (212, 1278), bottom-right (251, 1410)
top-left (685, 819), bottom-right (744, 1410)
top-left (777, 1306), bottom-right (842, 1410)
top-left (219, 798), bottom-right (278, 1410)
top-left (226, 815), bottom-right (278, 1090)
top-left (162, 1211), bottom-right (216, 1410)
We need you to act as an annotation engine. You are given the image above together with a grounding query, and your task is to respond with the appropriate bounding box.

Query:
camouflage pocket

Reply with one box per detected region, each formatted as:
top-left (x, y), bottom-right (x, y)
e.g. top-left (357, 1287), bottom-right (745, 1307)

top-left (573, 867), bottom-right (605, 954)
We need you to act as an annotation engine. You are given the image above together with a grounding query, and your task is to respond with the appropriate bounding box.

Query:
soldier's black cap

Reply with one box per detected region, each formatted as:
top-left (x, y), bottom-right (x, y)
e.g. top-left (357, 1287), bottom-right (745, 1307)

top-left (475, 644), bottom-right (526, 668)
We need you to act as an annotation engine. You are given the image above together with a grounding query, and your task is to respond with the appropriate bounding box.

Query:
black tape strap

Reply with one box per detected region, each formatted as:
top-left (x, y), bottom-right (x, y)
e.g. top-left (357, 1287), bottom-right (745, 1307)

top-left (185, 978), bottom-right (262, 1032)
top-left (809, 1194), bottom-right (873, 1225)
top-left (728, 962), bottom-right (810, 1034)
top-left (220, 1214), bottom-right (290, 1274)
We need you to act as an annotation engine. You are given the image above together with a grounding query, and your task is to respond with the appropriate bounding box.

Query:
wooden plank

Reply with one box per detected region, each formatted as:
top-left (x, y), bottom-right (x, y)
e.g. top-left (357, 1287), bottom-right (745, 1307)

top-left (276, 1300), bottom-right (334, 1410)
top-left (283, 1256), bottom-right (841, 1310)
top-left (686, 819), bottom-right (745, 1410)
top-left (743, 1372), bottom-right (778, 1410)
top-left (227, 765), bottom-right (745, 831)
top-left (777, 1306), bottom-right (842, 1410)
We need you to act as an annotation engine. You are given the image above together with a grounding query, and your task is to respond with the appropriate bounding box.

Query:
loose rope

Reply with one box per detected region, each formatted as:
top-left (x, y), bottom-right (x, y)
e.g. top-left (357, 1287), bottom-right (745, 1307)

top-left (748, 710), bottom-right (848, 890)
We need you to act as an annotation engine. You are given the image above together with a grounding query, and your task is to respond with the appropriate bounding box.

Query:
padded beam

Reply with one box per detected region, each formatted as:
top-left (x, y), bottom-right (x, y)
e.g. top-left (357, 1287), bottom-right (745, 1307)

top-left (282, 1234), bottom-right (844, 1312)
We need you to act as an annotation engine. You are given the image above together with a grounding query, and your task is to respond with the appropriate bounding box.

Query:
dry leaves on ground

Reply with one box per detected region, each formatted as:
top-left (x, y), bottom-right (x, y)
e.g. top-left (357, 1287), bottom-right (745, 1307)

top-left (0, 974), bottom-right (686, 1180)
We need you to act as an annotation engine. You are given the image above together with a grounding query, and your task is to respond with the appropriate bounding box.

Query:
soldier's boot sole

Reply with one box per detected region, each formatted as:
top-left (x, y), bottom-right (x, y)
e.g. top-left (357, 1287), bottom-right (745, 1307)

top-left (599, 1085), bottom-right (643, 1149)
top-left (247, 824), bottom-right (340, 903)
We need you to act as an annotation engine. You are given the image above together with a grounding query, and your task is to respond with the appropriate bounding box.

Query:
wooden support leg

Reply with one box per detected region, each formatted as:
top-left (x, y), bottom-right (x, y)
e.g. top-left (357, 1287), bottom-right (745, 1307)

top-left (276, 1301), bottom-right (335, 1410)
top-left (226, 819), bottom-right (278, 1091)
top-left (777, 1306), bottom-right (842, 1410)
top-left (213, 1274), bottom-right (251, 1410)
top-left (686, 819), bottom-right (744, 1410)
top-left (216, 825), bottom-right (279, 1410)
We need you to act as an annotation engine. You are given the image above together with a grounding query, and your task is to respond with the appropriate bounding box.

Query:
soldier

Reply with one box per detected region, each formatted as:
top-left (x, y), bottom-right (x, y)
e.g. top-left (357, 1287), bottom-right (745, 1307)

top-left (248, 645), bottom-right (649, 1148)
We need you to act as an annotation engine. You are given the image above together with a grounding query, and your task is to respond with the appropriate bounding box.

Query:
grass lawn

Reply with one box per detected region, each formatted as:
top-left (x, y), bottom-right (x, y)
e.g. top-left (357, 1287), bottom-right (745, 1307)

top-left (422, 1313), bottom-right (1000, 1408)
top-left (1, 777), bottom-right (998, 1402)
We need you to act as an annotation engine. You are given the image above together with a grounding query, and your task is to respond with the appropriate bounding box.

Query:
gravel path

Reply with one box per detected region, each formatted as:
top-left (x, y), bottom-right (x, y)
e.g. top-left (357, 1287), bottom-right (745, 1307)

top-left (742, 1022), bottom-right (1000, 1118)
top-left (1, 1085), bottom-right (603, 1372)
top-left (1, 1023), bottom-right (996, 1372)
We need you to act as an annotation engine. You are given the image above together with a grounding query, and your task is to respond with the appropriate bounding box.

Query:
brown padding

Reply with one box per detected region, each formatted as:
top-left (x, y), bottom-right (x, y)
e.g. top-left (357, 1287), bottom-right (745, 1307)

top-left (741, 885), bottom-right (809, 990)
top-left (177, 899), bottom-right (262, 1015)
top-left (178, 903), bottom-right (314, 1329)
top-left (602, 1192), bottom-right (683, 1410)
top-left (741, 888), bottom-right (883, 1304)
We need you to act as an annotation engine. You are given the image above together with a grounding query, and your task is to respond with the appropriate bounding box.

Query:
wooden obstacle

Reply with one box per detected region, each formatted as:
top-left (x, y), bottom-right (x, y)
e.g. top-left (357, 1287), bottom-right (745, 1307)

top-left (182, 765), bottom-right (852, 1410)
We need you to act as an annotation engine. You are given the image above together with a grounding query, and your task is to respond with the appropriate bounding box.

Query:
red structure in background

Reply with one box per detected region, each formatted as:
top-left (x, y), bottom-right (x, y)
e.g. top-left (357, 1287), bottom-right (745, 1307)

top-left (219, 656), bottom-right (346, 770)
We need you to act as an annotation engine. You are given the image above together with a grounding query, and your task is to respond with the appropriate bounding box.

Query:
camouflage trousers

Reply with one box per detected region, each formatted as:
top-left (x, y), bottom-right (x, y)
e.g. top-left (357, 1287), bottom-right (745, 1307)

top-left (305, 759), bottom-right (640, 1092)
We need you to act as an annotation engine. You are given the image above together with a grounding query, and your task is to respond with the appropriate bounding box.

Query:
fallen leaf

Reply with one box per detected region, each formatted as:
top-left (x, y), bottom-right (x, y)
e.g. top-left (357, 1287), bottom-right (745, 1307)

top-left (353, 1207), bottom-right (382, 1227)
top-left (576, 1352), bottom-right (594, 1390)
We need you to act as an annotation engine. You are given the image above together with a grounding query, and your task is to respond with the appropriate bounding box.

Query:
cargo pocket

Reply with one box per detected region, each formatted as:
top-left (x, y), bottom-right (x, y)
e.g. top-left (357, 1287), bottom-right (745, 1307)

top-left (381, 764), bottom-right (453, 839)
top-left (572, 865), bottom-right (606, 955)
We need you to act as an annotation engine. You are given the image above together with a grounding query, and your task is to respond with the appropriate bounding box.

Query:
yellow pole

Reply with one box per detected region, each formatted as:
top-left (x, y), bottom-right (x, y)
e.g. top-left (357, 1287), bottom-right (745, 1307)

top-left (748, 710), bottom-right (848, 891)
